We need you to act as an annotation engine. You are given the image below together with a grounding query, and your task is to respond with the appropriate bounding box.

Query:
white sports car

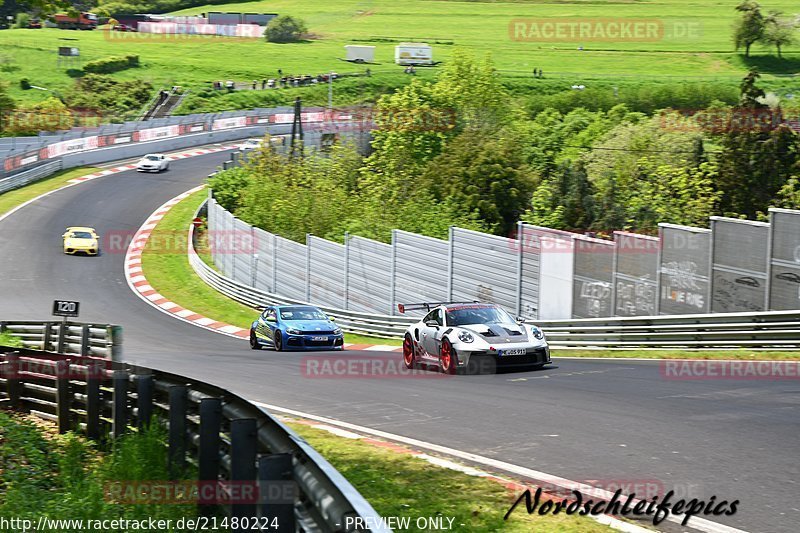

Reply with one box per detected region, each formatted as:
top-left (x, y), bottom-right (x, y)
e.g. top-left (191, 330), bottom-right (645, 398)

top-left (399, 302), bottom-right (551, 374)
top-left (136, 154), bottom-right (170, 172)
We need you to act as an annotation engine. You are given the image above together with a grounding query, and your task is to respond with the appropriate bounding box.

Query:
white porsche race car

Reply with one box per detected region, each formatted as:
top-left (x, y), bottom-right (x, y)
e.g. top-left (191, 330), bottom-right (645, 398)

top-left (399, 302), bottom-right (551, 374)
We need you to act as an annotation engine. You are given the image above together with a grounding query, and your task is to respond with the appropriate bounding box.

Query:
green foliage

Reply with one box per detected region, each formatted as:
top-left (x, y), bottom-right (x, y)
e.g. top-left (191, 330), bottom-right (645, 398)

top-left (421, 129), bottom-right (537, 235)
top-left (82, 55), bottom-right (140, 74)
top-left (264, 15), bottom-right (307, 43)
top-left (0, 331), bottom-right (23, 347)
top-left (19, 77), bottom-right (31, 90)
top-left (525, 163), bottom-right (594, 231)
top-left (13, 12), bottom-right (30, 29)
top-left (0, 412), bottom-right (197, 526)
top-left (733, 1), bottom-right (766, 57)
top-left (63, 74), bottom-right (152, 120)
top-left (762, 11), bottom-right (797, 57)
top-left (4, 97), bottom-right (72, 135)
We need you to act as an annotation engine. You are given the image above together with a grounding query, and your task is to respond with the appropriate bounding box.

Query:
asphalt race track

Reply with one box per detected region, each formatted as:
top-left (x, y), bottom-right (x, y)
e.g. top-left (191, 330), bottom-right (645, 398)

top-left (1, 150), bottom-right (797, 532)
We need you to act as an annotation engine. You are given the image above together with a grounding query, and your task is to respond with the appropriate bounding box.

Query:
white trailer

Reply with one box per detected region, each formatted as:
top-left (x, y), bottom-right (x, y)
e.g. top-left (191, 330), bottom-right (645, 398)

top-left (344, 45), bottom-right (376, 63)
top-left (394, 42), bottom-right (433, 65)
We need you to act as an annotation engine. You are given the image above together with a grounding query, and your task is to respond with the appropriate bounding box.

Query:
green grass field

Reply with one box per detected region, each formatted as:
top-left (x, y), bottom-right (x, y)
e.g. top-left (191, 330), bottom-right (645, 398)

top-left (1, 0), bottom-right (798, 106)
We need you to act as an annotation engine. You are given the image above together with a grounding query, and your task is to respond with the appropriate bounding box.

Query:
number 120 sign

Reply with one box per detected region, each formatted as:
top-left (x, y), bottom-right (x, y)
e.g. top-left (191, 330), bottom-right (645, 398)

top-left (52, 300), bottom-right (80, 317)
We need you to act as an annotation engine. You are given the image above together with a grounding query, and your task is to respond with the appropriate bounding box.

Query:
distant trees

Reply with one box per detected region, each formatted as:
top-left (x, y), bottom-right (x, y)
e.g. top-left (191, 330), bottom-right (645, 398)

top-left (733, 1), bottom-right (798, 57)
top-left (264, 15), bottom-right (307, 43)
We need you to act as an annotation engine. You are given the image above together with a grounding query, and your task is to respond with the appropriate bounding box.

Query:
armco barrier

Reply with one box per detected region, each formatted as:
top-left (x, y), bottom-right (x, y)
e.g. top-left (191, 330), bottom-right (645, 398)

top-left (0, 320), bottom-right (120, 359)
top-left (190, 201), bottom-right (800, 348)
top-left (0, 160), bottom-right (63, 195)
top-left (0, 347), bottom-right (389, 532)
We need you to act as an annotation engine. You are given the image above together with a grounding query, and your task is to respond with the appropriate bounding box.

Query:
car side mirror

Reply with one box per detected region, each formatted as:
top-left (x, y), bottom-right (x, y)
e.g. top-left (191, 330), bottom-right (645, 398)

top-left (62, 233), bottom-right (68, 238)
top-left (265, 315), bottom-right (276, 322)
top-left (424, 320), bottom-right (439, 328)
top-left (328, 316), bottom-right (336, 322)
top-left (516, 316), bottom-right (526, 323)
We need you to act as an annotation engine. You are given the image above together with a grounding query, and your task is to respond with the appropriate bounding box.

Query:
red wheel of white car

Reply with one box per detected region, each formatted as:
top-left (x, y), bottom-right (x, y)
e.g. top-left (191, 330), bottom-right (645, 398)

top-left (403, 334), bottom-right (416, 369)
top-left (439, 338), bottom-right (457, 375)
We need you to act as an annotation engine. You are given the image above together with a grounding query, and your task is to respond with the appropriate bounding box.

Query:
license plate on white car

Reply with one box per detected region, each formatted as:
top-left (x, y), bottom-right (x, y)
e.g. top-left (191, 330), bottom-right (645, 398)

top-left (500, 348), bottom-right (526, 356)
top-left (311, 336), bottom-right (328, 341)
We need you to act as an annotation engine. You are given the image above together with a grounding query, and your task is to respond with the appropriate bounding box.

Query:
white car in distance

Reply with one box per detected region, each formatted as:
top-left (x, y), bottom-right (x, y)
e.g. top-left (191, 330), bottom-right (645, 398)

top-left (136, 154), bottom-right (170, 172)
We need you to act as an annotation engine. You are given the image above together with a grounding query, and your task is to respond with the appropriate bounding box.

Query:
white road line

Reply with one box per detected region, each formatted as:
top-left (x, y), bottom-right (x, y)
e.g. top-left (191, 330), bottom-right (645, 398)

top-left (254, 401), bottom-right (748, 533)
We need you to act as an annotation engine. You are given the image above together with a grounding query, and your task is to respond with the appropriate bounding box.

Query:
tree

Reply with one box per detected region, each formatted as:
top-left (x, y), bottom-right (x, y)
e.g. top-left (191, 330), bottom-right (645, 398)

top-left (420, 129), bottom-right (537, 236)
top-left (733, 0), bottom-right (765, 57)
top-left (716, 71), bottom-right (799, 218)
top-left (264, 15), bottom-right (307, 43)
top-left (762, 11), bottom-right (797, 58)
top-left (524, 162), bottom-right (595, 231)
top-left (4, 97), bottom-right (72, 135)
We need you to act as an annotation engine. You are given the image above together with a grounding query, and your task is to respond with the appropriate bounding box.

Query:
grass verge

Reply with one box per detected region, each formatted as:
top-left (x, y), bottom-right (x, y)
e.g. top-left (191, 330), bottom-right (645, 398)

top-left (0, 167), bottom-right (100, 218)
top-left (141, 188), bottom-right (401, 346)
top-left (0, 410), bottom-right (197, 529)
top-left (286, 419), bottom-right (614, 532)
top-left (0, 331), bottom-right (23, 347)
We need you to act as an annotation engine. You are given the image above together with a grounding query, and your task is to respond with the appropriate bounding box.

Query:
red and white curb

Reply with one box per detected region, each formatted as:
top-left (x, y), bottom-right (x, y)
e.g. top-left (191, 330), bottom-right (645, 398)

top-left (67, 145), bottom-right (237, 185)
top-left (123, 187), bottom-right (403, 351)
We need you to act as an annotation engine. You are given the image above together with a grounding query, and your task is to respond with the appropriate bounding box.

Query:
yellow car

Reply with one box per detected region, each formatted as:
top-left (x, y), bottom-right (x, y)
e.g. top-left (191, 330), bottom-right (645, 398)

top-left (63, 227), bottom-right (99, 256)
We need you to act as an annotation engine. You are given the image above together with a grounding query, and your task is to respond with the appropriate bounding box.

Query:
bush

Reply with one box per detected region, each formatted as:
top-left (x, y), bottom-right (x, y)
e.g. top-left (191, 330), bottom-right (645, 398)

top-left (19, 78), bottom-right (31, 90)
top-left (264, 15), bottom-right (307, 43)
top-left (13, 13), bottom-right (30, 29)
top-left (83, 55), bottom-right (140, 74)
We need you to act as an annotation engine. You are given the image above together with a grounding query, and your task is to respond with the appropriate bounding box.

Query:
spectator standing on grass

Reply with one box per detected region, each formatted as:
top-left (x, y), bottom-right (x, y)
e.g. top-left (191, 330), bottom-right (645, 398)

top-left (261, 79), bottom-right (266, 89)
top-left (366, 68), bottom-right (371, 77)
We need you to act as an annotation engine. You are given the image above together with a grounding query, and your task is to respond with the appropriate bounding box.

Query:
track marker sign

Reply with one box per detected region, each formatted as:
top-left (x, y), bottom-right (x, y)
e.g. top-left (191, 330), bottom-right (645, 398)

top-left (52, 300), bottom-right (80, 318)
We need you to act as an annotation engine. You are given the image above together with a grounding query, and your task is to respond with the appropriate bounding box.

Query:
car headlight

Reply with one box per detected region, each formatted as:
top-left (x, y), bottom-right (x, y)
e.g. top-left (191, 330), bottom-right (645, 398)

top-left (457, 331), bottom-right (474, 343)
top-left (286, 328), bottom-right (301, 335)
top-left (333, 327), bottom-right (342, 335)
top-left (530, 326), bottom-right (545, 340)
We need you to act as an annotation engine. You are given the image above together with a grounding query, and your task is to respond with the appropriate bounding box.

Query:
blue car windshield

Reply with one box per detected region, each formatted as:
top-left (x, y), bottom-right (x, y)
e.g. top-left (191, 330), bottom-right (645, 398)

top-left (280, 307), bottom-right (328, 321)
top-left (446, 306), bottom-right (514, 326)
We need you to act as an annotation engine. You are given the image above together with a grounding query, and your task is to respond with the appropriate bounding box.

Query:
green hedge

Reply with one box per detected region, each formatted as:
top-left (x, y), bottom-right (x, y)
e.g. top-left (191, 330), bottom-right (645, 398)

top-left (83, 55), bottom-right (140, 74)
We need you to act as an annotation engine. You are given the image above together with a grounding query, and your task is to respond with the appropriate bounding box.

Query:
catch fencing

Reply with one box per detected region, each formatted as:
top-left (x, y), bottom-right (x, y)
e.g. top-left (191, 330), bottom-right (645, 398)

top-left (0, 347), bottom-right (388, 532)
top-left (205, 190), bottom-right (800, 320)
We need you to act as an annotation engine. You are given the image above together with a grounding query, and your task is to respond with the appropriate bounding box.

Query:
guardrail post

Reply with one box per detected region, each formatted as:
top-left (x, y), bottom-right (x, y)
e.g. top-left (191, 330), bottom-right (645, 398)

top-left (112, 369), bottom-right (129, 438)
top-left (109, 325), bottom-right (123, 362)
top-left (85, 361), bottom-right (102, 440)
top-left (447, 226), bottom-right (454, 301)
top-left (198, 397), bottom-right (222, 515)
top-left (80, 324), bottom-right (90, 356)
top-left (390, 230), bottom-right (397, 316)
top-left (168, 385), bottom-right (188, 479)
top-left (55, 359), bottom-right (71, 434)
top-left (305, 234), bottom-right (312, 302)
top-left (42, 321), bottom-right (53, 351)
top-left (258, 454), bottom-right (295, 531)
top-left (343, 232), bottom-right (350, 310)
top-left (5, 352), bottom-right (22, 408)
top-left (230, 418), bottom-right (258, 523)
top-left (516, 221), bottom-right (524, 317)
top-left (57, 319), bottom-right (68, 353)
top-left (136, 374), bottom-right (154, 430)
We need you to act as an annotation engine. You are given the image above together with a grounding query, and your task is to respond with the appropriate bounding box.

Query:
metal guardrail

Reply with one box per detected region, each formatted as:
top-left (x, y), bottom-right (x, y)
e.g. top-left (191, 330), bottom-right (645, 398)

top-left (0, 347), bottom-right (389, 532)
top-left (189, 203), bottom-right (414, 338)
top-left (0, 320), bottom-right (120, 358)
top-left (0, 160), bottom-right (63, 195)
top-left (190, 202), bottom-right (800, 348)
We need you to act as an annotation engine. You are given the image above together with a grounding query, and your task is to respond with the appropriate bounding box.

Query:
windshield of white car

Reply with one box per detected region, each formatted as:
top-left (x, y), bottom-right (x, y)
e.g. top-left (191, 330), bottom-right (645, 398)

top-left (145, 155), bottom-right (160, 161)
top-left (446, 306), bottom-right (515, 326)
top-left (279, 307), bottom-right (327, 321)
top-left (69, 231), bottom-right (93, 239)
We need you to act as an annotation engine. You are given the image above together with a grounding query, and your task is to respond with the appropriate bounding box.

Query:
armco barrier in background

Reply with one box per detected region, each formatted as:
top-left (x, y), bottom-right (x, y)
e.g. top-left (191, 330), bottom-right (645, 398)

top-left (0, 320), bottom-right (120, 359)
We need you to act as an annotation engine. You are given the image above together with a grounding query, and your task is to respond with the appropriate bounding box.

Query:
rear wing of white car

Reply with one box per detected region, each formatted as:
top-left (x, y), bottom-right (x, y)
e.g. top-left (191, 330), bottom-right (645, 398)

top-left (397, 302), bottom-right (480, 314)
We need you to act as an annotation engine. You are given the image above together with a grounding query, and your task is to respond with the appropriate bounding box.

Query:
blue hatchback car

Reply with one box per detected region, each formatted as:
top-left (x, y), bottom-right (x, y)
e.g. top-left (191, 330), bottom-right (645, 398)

top-left (250, 305), bottom-right (344, 351)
